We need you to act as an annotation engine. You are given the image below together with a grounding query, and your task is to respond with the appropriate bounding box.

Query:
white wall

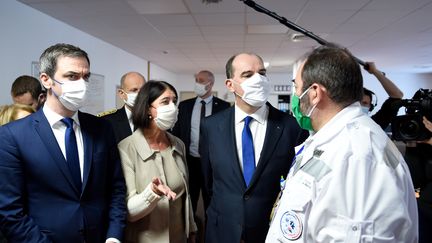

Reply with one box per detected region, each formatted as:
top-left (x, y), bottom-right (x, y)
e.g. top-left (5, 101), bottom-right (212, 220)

top-left (0, 0), bottom-right (175, 113)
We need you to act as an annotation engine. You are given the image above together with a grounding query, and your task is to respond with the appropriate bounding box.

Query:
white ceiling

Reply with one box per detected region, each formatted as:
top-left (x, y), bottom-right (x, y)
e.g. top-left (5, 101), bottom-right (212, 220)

top-left (18, 0), bottom-right (432, 74)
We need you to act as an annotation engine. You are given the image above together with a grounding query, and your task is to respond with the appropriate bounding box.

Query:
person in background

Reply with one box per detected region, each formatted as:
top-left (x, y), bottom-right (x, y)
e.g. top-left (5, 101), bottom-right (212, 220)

top-left (172, 70), bottom-right (230, 215)
top-left (0, 43), bottom-right (126, 242)
top-left (266, 45), bottom-right (417, 242)
top-left (118, 80), bottom-right (197, 243)
top-left (0, 103), bottom-right (35, 242)
top-left (361, 62), bottom-right (404, 130)
top-left (200, 53), bottom-right (306, 243)
top-left (100, 71), bottom-right (146, 143)
top-left (404, 115), bottom-right (432, 243)
top-left (11, 75), bottom-right (46, 110)
top-left (0, 103), bottom-right (35, 125)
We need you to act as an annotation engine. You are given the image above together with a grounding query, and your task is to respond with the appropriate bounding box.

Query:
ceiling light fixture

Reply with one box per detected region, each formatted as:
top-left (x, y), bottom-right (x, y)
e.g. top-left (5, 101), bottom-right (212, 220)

top-left (202, 0), bottom-right (223, 4)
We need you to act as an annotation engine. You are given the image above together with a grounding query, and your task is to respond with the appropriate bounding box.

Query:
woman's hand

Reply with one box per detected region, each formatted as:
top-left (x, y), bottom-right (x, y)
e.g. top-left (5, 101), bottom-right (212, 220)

top-left (151, 177), bottom-right (176, 200)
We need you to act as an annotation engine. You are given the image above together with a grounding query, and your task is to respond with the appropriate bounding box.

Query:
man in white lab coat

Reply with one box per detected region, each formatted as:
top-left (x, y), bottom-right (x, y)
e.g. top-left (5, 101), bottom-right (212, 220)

top-left (266, 45), bottom-right (418, 243)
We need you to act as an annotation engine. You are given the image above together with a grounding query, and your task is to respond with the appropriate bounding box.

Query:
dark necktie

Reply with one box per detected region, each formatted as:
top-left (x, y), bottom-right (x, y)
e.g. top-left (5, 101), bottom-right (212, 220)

top-left (242, 116), bottom-right (255, 186)
top-left (61, 118), bottom-right (82, 191)
top-left (200, 100), bottom-right (206, 120)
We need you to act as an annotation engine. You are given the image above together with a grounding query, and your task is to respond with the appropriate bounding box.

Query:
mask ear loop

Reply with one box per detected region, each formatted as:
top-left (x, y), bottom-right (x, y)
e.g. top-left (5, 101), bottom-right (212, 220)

top-left (300, 84), bottom-right (318, 117)
top-left (299, 85), bottom-right (313, 99)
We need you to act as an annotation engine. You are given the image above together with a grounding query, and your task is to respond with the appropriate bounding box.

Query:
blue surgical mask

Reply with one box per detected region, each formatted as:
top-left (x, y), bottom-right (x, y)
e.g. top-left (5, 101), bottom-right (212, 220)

top-left (361, 106), bottom-right (370, 115)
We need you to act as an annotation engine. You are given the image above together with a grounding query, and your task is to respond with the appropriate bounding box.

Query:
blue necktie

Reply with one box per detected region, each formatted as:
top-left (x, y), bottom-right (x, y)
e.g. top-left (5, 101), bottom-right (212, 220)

top-left (61, 118), bottom-right (82, 191)
top-left (242, 116), bottom-right (255, 187)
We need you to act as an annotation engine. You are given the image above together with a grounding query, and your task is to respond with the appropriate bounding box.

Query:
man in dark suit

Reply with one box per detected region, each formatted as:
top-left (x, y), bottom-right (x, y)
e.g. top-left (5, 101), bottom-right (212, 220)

top-left (0, 43), bottom-right (126, 242)
top-left (100, 71), bottom-right (146, 143)
top-left (172, 70), bottom-right (230, 214)
top-left (200, 53), bottom-right (306, 243)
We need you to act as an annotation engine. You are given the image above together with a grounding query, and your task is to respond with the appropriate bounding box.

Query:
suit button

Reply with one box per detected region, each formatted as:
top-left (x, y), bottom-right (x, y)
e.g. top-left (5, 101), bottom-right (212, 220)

top-left (244, 194), bottom-right (250, 200)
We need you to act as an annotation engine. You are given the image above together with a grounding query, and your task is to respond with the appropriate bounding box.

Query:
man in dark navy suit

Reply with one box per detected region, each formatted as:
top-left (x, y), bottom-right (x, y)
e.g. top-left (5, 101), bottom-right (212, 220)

top-left (100, 71), bottom-right (145, 143)
top-left (200, 53), bottom-right (306, 243)
top-left (172, 70), bottom-right (230, 214)
top-left (0, 43), bottom-right (126, 243)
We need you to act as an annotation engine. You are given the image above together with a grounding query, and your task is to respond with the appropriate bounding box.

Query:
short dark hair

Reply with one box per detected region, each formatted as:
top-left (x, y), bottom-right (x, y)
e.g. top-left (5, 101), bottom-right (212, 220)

top-left (225, 53), bottom-right (264, 79)
top-left (11, 75), bottom-right (43, 100)
top-left (301, 45), bottom-right (363, 107)
top-left (39, 43), bottom-right (90, 78)
top-left (363, 87), bottom-right (373, 101)
top-left (132, 80), bottom-right (178, 130)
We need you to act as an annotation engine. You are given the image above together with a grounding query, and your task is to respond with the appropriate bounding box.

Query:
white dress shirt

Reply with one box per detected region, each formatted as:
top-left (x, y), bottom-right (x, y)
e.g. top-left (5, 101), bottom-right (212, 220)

top-left (125, 106), bottom-right (134, 132)
top-left (234, 104), bottom-right (268, 171)
top-left (189, 95), bottom-right (213, 157)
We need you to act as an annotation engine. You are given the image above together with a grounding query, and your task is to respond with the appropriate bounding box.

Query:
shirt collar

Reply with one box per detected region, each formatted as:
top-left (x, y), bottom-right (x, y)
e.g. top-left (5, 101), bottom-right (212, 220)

top-left (43, 105), bottom-right (80, 128)
top-left (197, 95), bottom-right (213, 104)
top-left (234, 103), bottom-right (268, 125)
top-left (307, 102), bottom-right (363, 147)
top-left (125, 106), bottom-right (132, 120)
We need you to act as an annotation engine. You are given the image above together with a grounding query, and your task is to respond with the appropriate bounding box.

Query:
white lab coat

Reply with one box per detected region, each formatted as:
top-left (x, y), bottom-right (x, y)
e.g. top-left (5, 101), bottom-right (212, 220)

top-left (266, 102), bottom-right (418, 243)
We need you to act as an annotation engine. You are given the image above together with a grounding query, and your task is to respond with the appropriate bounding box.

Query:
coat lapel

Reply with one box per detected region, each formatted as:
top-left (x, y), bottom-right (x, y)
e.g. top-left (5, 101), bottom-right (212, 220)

top-left (248, 105), bottom-right (284, 188)
top-left (33, 110), bottom-right (80, 194)
top-left (218, 107), bottom-right (245, 185)
top-left (79, 112), bottom-right (93, 194)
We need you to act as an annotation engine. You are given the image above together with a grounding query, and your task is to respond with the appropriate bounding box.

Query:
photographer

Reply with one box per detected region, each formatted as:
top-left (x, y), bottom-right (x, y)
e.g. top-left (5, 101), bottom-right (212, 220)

top-left (361, 62), bottom-right (403, 130)
top-left (405, 116), bottom-right (432, 243)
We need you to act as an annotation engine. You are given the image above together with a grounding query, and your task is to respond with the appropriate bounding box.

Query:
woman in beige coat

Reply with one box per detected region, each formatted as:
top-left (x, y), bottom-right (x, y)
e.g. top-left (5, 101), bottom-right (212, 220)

top-left (118, 81), bottom-right (197, 243)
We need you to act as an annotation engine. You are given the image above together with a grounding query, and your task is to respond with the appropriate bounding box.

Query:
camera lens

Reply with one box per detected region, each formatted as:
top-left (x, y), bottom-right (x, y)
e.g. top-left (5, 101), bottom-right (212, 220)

top-left (399, 120), bottom-right (421, 140)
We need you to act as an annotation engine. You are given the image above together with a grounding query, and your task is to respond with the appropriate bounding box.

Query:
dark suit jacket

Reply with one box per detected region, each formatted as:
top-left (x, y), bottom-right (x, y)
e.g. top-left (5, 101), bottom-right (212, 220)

top-left (102, 106), bottom-right (132, 144)
top-left (172, 96), bottom-right (230, 156)
top-left (200, 104), bottom-right (306, 243)
top-left (0, 109), bottom-right (127, 243)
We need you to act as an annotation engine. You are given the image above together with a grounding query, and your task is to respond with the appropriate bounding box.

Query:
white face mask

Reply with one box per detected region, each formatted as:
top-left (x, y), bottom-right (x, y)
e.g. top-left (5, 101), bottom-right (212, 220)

top-left (52, 78), bottom-right (88, 111)
top-left (154, 102), bottom-right (178, 130)
top-left (123, 92), bottom-right (138, 108)
top-left (235, 73), bottom-right (270, 107)
top-left (194, 82), bottom-right (209, 97)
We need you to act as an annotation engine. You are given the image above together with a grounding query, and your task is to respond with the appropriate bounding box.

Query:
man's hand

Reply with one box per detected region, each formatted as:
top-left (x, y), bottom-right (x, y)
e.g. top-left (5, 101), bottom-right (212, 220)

top-left (418, 116), bottom-right (432, 145)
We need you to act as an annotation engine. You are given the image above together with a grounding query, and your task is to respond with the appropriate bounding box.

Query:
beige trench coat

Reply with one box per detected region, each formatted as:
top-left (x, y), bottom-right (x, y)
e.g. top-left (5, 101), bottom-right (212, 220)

top-left (118, 129), bottom-right (197, 243)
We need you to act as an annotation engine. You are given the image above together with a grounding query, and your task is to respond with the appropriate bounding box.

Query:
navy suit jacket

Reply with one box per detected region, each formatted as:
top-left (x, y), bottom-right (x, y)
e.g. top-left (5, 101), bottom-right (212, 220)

top-left (0, 109), bottom-right (126, 243)
top-left (172, 96), bottom-right (230, 156)
top-left (200, 104), bottom-right (307, 243)
top-left (102, 106), bottom-right (132, 144)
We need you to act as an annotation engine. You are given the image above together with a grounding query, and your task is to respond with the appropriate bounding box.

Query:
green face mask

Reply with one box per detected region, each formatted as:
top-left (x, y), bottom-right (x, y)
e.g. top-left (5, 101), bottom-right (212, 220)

top-left (291, 86), bottom-right (316, 131)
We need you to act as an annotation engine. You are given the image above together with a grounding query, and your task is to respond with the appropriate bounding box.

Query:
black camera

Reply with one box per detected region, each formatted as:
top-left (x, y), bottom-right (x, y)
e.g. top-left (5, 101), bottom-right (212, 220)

top-left (391, 89), bottom-right (432, 141)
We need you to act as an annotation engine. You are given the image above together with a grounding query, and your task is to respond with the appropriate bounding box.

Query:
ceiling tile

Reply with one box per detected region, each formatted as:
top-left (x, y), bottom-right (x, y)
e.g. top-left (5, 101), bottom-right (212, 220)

top-left (127, 0), bottom-right (188, 14)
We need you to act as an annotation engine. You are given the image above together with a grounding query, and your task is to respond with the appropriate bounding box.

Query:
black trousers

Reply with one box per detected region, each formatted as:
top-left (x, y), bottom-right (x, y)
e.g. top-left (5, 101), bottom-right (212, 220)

top-left (186, 154), bottom-right (210, 214)
top-left (419, 199), bottom-right (432, 243)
